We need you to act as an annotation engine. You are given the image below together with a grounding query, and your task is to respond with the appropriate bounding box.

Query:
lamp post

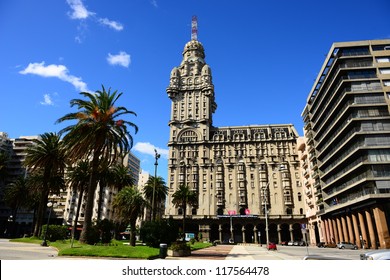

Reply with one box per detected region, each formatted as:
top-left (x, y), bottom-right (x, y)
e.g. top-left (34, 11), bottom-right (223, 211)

top-left (151, 149), bottom-right (160, 221)
top-left (41, 202), bottom-right (53, 247)
top-left (5, 215), bottom-right (13, 237)
top-left (263, 185), bottom-right (270, 247)
top-left (262, 164), bottom-right (287, 247)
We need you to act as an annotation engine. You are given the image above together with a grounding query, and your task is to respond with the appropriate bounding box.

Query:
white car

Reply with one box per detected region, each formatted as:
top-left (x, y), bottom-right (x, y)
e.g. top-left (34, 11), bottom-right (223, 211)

top-left (360, 250), bottom-right (390, 260)
top-left (337, 241), bottom-right (358, 250)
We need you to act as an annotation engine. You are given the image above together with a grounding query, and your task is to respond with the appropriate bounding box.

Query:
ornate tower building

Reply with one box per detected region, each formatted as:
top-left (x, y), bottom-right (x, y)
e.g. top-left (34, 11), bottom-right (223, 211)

top-left (165, 21), bottom-right (306, 243)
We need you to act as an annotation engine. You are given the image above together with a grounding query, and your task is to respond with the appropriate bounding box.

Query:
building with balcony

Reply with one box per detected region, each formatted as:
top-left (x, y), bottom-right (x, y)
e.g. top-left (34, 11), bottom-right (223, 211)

top-left (302, 39), bottom-right (390, 249)
top-left (164, 37), bottom-right (306, 243)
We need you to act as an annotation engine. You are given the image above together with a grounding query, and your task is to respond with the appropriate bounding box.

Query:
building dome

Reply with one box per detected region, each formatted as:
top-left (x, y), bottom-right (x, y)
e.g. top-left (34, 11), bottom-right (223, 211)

top-left (182, 40), bottom-right (205, 59)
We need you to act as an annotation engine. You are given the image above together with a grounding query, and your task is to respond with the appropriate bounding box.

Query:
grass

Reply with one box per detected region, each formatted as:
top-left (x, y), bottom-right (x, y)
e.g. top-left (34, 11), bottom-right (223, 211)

top-left (11, 237), bottom-right (212, 259)
top-left (11, 237), bottom-right (159, 259)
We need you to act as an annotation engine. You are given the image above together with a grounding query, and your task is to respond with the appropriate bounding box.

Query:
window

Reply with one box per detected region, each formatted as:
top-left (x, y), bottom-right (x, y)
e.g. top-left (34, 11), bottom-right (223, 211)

top-left (380, 68), bottom-right (390, 74)
top-left (377, 57), bottom-right (390, 63)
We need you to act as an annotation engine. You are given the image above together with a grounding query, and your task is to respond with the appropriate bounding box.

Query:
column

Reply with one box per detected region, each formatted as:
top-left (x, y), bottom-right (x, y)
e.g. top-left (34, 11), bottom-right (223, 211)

top-left (358, 211), bottom-right (368, 249)
top-left (329, 218), bottom-right (336, 243)
top-left (218, 224), bottom-right (222, 242)
top-left (324, 219), bottom-right (330, 243)
top-left (351, 213), bottom-right (361, 248)
top-left (277, 224), bottom-right (282, 244)
top-left (254, 226), bottom-right (258, 244)
top-left (242, 226), bottom-right (246, 243)
top-left (336, 217), bottom-right (343, 242)
top-left (346, 214), bottom-right (355, 244)
top-left (289, 224), bottom-right (294, 242)
top-left (373, 206), bottom-right (390, 249)
top-left (365, 209), bottom-right (377, 249)
top-left (341, 216), bottom-right (349, 242)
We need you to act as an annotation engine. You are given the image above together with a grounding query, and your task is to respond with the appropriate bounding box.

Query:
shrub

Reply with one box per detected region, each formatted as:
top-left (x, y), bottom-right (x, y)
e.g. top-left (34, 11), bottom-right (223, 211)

top-left (41, 225), bottom-right (68, 242)
top-left (169, 241), bottom-right (190, 251)
top-left (140, 219), bottom-right (179, 248)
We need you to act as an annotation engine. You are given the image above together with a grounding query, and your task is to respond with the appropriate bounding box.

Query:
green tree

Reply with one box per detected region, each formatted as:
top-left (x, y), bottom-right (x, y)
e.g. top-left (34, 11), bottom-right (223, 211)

top-left (0, 150), bottom-right (10, 184)
top-left (24, 132), bottom-right (66, 237)
top-left (113, 186), bottom-right (147, 246)
top-left (56, 86), bottom-right (138, 244)
top-left (3, 176), bottom-right (30, 235)
top-left (96, 162), bottom-right (134, 220)
top-left (66, 160), bottom-right (90, 244)
top-left (143, 176), bottom-right (167, 221)
top-left (171, 184), bottom-right (197, 238)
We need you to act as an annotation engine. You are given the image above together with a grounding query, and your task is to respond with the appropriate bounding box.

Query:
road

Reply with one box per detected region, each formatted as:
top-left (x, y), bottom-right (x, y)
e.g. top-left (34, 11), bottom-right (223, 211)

top-left (0, 238), bottom-right (59, 260)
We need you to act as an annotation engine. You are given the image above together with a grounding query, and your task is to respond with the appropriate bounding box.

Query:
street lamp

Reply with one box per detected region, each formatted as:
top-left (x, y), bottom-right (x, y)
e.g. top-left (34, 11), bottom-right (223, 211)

top-left (262, 164), bottom-right (287, 247)
top-left (41, 202), bottom-right (54, 247)
top-left (263, 184), bottom-right (270, 247)
top-left (151, 149), bottom-right (160, 221)
top-left (5, 215), bottom-right (13, 237)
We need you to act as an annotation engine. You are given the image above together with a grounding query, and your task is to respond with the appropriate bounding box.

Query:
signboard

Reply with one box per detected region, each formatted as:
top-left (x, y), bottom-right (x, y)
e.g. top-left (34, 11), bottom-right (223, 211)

top-left (185, 233), bottom-right (195, 241)
top-left (217, 215), bottom-right (259, 218)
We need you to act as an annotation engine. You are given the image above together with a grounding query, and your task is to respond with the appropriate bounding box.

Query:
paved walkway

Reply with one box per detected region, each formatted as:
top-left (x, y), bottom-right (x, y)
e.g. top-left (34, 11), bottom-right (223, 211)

top-left (167, 244), bottom-right (301, 260)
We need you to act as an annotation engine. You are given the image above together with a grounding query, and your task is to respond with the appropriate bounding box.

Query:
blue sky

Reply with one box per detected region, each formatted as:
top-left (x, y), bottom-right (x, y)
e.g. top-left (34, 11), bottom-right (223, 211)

top-left (1, 0), bottom-right (389, 181)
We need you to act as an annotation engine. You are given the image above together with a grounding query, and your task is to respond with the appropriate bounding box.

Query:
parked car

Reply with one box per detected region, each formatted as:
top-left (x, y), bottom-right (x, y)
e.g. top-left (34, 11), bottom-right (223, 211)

top-left (324, 243), bottom-right (337, 248)
top-left (267, 242), bottom-right (277, 250)
top-left (298, 241), bottom-right (306, 246)
top-left (337, 241), bottom-right (358, 250)
top-left (287, 241), bottom-right (294, 246)
top-left (360, 249), bottom-right (390, 260)
top-left (317, 242), bottom-right (325, 248)
top-left (293, 241), bottom-right (299, 246)
top-left (280, 241), bottom-right (288, 246)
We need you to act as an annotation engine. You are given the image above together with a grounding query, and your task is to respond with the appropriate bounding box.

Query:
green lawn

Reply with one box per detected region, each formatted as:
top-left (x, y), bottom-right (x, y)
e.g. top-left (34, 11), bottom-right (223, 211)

top-left (11, 237), bottom-right (212, 259)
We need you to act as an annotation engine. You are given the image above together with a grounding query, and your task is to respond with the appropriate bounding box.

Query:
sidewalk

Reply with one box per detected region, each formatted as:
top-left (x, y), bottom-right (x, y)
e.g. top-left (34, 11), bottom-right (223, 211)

top-left (166, 244), bottom-right (301, 260)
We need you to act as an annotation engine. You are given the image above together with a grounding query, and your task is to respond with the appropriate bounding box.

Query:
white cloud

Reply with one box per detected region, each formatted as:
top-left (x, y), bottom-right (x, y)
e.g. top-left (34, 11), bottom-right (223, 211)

top-left (99, 18), bottom-right (124, 31)
top-left (107, 51), bottom-right (131, 68)
top-left (151, 0), bottom-right (158, 8)
top-left (66, 0), bottom-right (93, 19)
top-left (40, 94), bottom-right (54, 106)
top-left (19, 61), bottom-right (88, 92)
top-left (133, 142), bottom-right (168, 159)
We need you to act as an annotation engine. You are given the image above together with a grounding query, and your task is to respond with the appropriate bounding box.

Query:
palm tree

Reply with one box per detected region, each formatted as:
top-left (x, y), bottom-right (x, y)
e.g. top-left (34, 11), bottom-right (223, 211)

top-left (96, 162), bottom-right (134, 221)
top-left (0, 150), bottom-right (10, 184)
top-left (56, 86), bottom-right (138, 244)
top-left (171, 184), bottom-right (197, 238)
top-left (66, 160), bottom-right (90, 245)
top-left (24, 132), bottom-right (66, 237)
top-left (113, 186), bottom-right (147, 246)
top-left (3, 176), bottom-right (30, 236)
top-left (143, 176), bottom-right (167, 221)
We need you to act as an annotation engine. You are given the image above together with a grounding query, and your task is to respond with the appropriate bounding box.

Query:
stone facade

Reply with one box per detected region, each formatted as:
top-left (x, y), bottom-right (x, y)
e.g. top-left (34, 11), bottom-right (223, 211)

top-left (164, 39), bottom-right (306, 243)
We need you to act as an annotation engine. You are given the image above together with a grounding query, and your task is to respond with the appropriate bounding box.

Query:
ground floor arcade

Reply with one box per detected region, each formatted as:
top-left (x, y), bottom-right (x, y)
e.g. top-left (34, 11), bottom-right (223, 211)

top-left (320, 202), bottom-right (390, 249)
top-left (175, 215), bottom-right (307, 244)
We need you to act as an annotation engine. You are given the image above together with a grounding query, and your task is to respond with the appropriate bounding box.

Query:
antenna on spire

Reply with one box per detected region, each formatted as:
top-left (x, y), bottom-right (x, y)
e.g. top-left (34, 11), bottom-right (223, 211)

top-left (191, 15), bottom-right (198, 41)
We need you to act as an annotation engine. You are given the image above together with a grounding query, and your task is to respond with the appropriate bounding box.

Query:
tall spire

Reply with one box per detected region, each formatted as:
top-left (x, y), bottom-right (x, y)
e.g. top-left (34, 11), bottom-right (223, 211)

top-left (191, 15), bottom-right (198, 41)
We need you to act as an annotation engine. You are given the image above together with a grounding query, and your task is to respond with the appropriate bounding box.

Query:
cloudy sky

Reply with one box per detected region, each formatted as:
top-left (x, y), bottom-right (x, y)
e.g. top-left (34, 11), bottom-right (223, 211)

top-left (0, 0), bottom-right (389, 180)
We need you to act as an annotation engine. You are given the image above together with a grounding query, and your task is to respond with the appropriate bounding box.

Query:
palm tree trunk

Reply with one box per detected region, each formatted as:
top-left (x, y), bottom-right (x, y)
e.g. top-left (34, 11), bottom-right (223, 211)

top-left (33, 188), bottom-right (49, 237)
top-left (79, 155), bottom-right (100, 244)
top-left (71, 189), bottom-right (84, 247)
top-left (129, 219), bottom-right (136, 246)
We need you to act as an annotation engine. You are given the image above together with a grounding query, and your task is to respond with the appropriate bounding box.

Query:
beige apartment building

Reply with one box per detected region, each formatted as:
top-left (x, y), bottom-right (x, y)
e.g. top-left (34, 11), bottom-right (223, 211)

top-left (302, 39), bottom-right (390, 249)
top-left (164, 39), bottom-right (306, 243)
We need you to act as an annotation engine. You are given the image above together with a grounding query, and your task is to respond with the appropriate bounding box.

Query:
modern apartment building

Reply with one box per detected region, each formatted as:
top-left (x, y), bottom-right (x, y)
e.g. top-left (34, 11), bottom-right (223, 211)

top-left (302, 39), bottom-right (390, 249)
top-left (297, 137), bottom-right (323, 245)
top-left (0, 132), bottom-right (142, 235)
top-left (0, 134), bottom-right (39, 236)
top-left (164, 38), bottom-right (306, 243)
